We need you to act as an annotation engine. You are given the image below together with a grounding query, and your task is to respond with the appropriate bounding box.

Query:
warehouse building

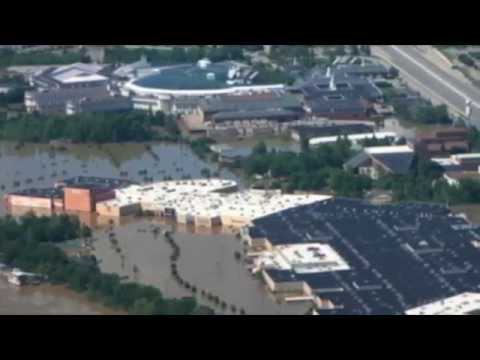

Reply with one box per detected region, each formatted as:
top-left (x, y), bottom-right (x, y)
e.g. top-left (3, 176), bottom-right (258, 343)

top-left (95, 179), bottom-right (330, 228)
top-left (245, 198), bottom-right (480, 314)
top-left (5, 176), bottom-right (136, 214)
top-left (4, 187), bottom-right (64, 210)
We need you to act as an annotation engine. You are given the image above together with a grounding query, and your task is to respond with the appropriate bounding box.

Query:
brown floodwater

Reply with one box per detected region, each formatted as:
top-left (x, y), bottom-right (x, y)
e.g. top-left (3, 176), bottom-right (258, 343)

top-left (0, 140), bottom-right (308, 315)
top-left (90, 218), bottom-right (309, 315)
top-left (0, 280), bottom-right (124, 315)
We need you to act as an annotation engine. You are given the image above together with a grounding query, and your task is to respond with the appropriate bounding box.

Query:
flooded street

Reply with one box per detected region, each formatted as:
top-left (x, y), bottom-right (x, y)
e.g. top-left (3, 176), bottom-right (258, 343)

top-left (90, 219), bottom-right (309, 315)
top-left (0, 140), bottom-right (308, 315)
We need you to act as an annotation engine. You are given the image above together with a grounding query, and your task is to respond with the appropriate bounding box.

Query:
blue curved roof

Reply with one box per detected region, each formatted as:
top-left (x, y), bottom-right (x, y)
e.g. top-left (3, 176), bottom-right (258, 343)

top-left (133, 63), bottom-right (240, 90)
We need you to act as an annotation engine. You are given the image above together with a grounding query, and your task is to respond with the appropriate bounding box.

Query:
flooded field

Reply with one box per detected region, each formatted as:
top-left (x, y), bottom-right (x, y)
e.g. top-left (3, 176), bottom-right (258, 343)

top-left (0, 140), bottom-right (308, 315)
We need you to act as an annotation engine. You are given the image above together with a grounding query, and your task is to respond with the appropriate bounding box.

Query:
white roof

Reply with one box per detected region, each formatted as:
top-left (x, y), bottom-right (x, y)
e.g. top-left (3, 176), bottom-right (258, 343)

top-left (50, 63), bottom-right (108, 84)
top-left (309, 132), bottom-right (398, 146)
top-left (431, 157), bottom-right (457, 167)
top-left (452, 153), bottom-right (480, 160)
top-left (364, 144), bottom-right (413, 154)
top-left (405, 292), bottom-right (480, 315)
top-left (254, 243), bottom-right (350, 274)
top-left (98, 178), bottom-right (331, 222)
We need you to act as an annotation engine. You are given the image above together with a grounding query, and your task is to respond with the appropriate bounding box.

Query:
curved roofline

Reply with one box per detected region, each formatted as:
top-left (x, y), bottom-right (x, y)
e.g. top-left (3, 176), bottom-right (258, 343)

top-left (124, 80), bottom-right (285, 97)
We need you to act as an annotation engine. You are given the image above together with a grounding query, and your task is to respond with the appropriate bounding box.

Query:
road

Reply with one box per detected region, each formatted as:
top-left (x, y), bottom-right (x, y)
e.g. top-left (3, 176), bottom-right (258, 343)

top-left (372, 45), bottom-right (480, 128)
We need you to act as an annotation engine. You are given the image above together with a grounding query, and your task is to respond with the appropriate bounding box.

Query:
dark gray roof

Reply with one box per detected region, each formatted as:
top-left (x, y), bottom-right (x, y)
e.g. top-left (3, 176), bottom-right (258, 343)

top-left (73, 96), bottom-right (133, 113)
top-left (371, 152), bottom-right (414, 175)
top-left (334, 63), bottom-right (389, 76)
top-left (58, 176), bottom-right (135, 191)
top-left (28, 86), bottom-right (112, 108)
top-left (212, 109), bottom-right (302, 122)
top-left (10, 187), bottom-right (63, 198)
top-left (292, 70), bottom-right (383, 103)
top-left (249, 198), bottom-right (480, 315)
top-left (308, 96), bottom-right (369, 115)
top-left (201, 93), bottom-right (303, 114)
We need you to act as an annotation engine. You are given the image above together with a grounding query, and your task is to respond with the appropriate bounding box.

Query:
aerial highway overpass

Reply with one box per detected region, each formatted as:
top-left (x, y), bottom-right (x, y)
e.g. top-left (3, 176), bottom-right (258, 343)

top-left (372, 45), bottom-right (480, 128)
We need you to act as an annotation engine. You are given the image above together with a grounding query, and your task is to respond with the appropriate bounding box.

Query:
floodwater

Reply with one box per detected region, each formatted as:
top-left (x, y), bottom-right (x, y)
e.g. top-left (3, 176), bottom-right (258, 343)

top-left (90, 218), bottom-right (309, 315)
top-left (0, 140), bottom-right (308, 315)
top-left (0, 280), bottom-right (123, 315)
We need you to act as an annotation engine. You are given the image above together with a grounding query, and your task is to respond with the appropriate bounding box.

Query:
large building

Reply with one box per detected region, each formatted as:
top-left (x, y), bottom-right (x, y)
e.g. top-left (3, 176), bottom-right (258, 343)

top-left (29, 63), bottom-right (112, 90)
top-left (290, 67), bottom-right (384, 120)
top-left (96, 179), bottom-right (330, 228)
top-left (199, 92), bottom-right (305, 125)
top-left (123, 59), bottom-right (283, 98)
top-left (4, 176), bottom-right (135, 213)
top-left (244, 198), bottom-right (480, 314)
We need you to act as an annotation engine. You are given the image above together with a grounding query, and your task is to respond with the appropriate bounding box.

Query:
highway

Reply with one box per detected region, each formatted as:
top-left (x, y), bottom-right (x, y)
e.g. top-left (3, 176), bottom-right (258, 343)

top-left (372, 45), bottom-right (480, 128)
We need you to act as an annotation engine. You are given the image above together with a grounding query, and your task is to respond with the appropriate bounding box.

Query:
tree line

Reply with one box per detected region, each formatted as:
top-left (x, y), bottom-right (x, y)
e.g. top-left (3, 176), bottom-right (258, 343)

top-left (0, 111), bottom-right (181, 144)
top-left (0, 49), bottom-right (83, 68)
top-left (0, 212), bottom-right (207, 315)
top-left (236, 138), bottom-right (480, 205)
top-left (104, 46), bottom-right (247, 65)
top-left (237, 138), bottom-right (373, 197)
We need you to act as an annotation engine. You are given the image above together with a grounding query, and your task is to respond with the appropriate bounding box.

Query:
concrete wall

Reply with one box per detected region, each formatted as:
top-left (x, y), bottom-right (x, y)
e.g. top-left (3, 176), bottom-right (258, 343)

top-left (93, 189), bottom-right (116, 203)
top-left (5, 194), bottom-right (52, 209)
top-left (221, 215), bottom-right (251, 228)
top-left (261, 269), bottom-right (306, 294)
top-left (64, 188), bottom-right (93, 212)
top-left (96, 202), bottom-right (141, 217)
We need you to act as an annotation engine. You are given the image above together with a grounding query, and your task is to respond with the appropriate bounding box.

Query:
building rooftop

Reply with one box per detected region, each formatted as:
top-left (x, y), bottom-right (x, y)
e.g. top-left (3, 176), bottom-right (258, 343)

top-left (131, 61), bottom-right (257, 91)
top-left (248, 198), bottom-right (480, 314)
top-left (292, 69), bottom-right (383, 103)
top-left (405, 292), bottom-right (480, 315)
top-left (8, 187), bottom-right (63, 199)
top-left (99, 179), bottom-right (331, 222)
top-left (255, 243), bottom-right (350, 274)
top-left (26, 86), bottom-right (113, 108)
top-left (291, 124), bottom-right (374, 140)
top-left (36, 63), bottom-right (109, 86)
top-left (57, 176), bottom-right (135, 191)
top-left (309, 131), bottom-right (398, 146)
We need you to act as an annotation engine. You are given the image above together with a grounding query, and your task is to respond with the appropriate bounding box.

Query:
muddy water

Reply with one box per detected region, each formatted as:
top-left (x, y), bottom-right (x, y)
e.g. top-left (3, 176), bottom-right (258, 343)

top-left (0, 280), bottom-right (123, 315)
top-left (0, 141), bottom-right (239, 195)
top-left (0, 140), bottom-right (307, 315)
top-left (91, 219), bottom-right (309, 315)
